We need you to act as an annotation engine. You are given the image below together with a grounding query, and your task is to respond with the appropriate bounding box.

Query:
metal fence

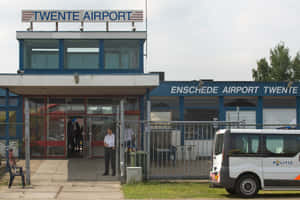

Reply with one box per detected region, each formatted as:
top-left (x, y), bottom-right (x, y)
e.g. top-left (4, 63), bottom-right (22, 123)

top-left (118, 120), bottom-right (299, 180)
top-left (118, 120), bottom-right (243, 180)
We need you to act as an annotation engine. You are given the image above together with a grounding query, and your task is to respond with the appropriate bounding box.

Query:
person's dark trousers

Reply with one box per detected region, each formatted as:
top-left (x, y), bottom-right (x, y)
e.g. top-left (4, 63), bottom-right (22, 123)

top-left (104, 147), bottom-right (116, 175)
top-left (8, 172), bottom-right (14, 188)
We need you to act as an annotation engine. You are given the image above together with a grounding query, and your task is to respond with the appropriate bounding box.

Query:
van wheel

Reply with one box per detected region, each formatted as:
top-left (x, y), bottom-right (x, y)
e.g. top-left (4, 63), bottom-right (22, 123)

top-left (235, 175), bottom-right (259, 198)
top-left (225, 187), bottom-right (236, 194)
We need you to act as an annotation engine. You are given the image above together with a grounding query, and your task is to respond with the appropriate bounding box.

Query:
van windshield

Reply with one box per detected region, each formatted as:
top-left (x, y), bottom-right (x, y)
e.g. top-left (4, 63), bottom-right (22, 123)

top-left (215, 134), bottom-right (224, 155)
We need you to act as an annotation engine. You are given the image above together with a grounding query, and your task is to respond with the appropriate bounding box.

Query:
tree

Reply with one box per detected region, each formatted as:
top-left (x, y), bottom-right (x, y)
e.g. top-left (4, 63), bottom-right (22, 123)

top-left (252, 42), bottom-right (300, 81)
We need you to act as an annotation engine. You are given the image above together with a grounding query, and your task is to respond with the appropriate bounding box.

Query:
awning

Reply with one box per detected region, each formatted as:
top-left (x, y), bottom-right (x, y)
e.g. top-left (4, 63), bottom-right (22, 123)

top-left (0, 74), bottom-right (159, 96)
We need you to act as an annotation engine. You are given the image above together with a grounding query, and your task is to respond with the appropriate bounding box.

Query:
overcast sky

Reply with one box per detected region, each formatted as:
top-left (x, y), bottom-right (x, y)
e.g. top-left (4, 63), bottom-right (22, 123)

top-left (1, 0), bottom-right (300, 81)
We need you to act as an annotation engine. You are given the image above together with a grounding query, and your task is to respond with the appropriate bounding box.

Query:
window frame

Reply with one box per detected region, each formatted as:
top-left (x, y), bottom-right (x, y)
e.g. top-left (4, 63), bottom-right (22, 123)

top-left (23, 39), bottom-right (60, 70)
top-left (228, 134), bottom-right (262, 157)
top-left (262, 134), bottom-right (300, 157)
top-left (103, 40), bottom-right (140, 70)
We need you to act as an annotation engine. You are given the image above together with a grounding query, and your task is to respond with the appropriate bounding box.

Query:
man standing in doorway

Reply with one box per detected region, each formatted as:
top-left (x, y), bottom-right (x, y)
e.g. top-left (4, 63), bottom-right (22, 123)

top-left (103, 128), bottom-right (116, 176)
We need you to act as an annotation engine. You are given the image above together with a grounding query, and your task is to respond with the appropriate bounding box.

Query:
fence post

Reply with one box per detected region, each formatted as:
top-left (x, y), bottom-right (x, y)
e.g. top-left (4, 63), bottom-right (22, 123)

top-left (120, 99), bottom-right (125, 183)
top-left (296, 96), bottom-right (300, 129)
top-left (25, 97), bottom-right (31, 185)
top-left (146, 100), bottom-right (151, 180)
top-left (5, 89), bottom-right (9, 170)
top-left (116, 106), bottom-right (120, 177)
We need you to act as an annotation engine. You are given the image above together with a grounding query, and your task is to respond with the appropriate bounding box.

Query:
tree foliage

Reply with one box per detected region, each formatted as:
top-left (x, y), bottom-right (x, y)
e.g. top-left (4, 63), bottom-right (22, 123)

top-left (252, 42), bottom-right (300, 81)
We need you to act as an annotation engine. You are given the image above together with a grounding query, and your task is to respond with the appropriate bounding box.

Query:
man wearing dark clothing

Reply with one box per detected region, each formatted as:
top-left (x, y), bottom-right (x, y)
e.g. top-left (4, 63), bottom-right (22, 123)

top-left (103, 128), bottom-right (116, 176)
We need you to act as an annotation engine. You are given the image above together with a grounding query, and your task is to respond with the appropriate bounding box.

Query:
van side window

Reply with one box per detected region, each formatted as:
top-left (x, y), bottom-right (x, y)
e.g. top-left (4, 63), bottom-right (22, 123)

top-left (214, 134), bottom-right (224, 155)
top-left (266, 136), bottom-right (284, 154)
top-left (230, 134), bottom-right (260, 155)
top-left (265, 135), bottom-right (300, 156)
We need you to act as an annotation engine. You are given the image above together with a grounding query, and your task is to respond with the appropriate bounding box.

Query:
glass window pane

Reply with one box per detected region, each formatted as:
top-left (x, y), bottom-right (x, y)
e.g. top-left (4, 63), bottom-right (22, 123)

top-left (104, 40), bottom-right (139, 69)
top-left (0, 97), bottom-right (4, 105)
top-left (87, 98), bottom-right (119, 114)
top-left (66, 98), bottom-right (85, 114)
top-left (263, 109), bottom-right (296, 129)
top-left (250, 136), bottom-right (259, 153)
top-left (24, 40), bottom-right (59, 69)
top-left (266, 136), bottom-right (284, 154)
top-left (64, 40), bottom-right (99, 69)
top-left (9, 97), bottom-right (18, 106)
top-left (226, 111), bottom-right (256, 128)
top-left (231, 135), bottom-right (260, 154)
top-left (48, 98), bottom-right (66, 114)
top-left (0, 111), bottom-right (17, 138)
top-left (214, 134), bottom-right (224, 155)
top-left (30, 98), bottom-right (45, 114)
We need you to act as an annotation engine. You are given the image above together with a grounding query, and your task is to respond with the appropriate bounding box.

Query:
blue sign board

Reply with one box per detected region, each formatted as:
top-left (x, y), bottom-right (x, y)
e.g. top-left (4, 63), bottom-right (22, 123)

top-left (150, 82), bottom-right (300, 97)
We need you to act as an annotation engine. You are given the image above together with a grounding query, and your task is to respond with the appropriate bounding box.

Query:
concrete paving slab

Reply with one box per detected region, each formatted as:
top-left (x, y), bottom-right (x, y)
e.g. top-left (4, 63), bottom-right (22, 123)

top-left (0, 159), bottom-right (124, 200)
top-left (0, 192), bottom-right (24, 199)
top-left (58, 191), bottom-right (124, 200)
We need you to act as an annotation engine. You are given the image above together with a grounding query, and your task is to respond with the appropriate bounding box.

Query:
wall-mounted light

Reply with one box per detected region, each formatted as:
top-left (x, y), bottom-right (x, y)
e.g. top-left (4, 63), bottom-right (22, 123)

top-left (17, 70), bottom-right (24, 74)
top-left (287, 80), bottom-right (293, 88)
top-left (74, 73), bottom-right (79, 84)
top-left (198, 80), bottom-right (204, 88)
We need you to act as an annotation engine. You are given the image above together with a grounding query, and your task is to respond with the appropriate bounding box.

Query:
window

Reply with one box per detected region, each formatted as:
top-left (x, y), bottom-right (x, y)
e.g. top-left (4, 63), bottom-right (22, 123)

top-left (230, 134), bottom-right (260, 155)
top-left (263, 109), bottom-right (296, 129)
top-left (64, 40), bottom-right (99, 69)
top-left (265, 135), bottom-right (300, 156)
top-left (24, 40), bottom-right (59, 69)
top-left (0, 111), bottom-right (17, 138)
top-left (104, 40), bottom-right (139, 69)
top-left (0, 97), bottom-right (18, 106)
top-left (266, 136), bottom-right (284, 154)
top-left (214, 134), bottom-right (224, 155)
top-left (226, 111), bottom-right (256, 128)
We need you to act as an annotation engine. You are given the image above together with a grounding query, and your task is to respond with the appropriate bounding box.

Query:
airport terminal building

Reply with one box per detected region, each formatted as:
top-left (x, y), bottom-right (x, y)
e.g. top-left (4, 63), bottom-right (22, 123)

top-left (1, 10), bottom-right (300, 161)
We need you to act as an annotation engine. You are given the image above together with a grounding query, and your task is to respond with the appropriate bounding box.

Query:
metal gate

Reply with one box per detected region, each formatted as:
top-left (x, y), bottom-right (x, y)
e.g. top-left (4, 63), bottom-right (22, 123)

top-left (117, 116), bottom-right (242, 180)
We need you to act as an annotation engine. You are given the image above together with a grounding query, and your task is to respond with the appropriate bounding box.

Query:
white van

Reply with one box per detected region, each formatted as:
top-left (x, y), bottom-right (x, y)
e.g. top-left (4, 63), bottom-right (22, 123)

top-left (210, 129), bottom-right (300, 198)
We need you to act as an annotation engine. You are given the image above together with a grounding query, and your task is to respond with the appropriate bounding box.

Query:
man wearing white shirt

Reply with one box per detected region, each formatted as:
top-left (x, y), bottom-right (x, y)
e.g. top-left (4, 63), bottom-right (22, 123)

top-left (103, 128), bottom-right (116, 176)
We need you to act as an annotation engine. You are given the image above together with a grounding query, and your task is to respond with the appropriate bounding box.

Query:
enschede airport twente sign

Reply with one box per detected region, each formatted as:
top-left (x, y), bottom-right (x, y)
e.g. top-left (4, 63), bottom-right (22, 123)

top-left (150, 82), bottom-right (300, 96)
top-left (22, 10), bottom-right (144, 23)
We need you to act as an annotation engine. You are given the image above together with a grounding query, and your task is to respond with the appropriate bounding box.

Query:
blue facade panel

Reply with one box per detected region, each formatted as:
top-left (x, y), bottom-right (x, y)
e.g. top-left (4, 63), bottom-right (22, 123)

top-left (19, 40), bottom-right (24, 71)
top-left (218, 96), bottom-right (225, 121)
top-left (256, 96), bottom-right (263, 129)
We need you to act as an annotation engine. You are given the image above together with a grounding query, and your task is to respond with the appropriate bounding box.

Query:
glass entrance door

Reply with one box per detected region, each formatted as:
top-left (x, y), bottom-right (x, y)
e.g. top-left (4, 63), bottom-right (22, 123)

top-left (47, 115), bottom-right (66, 157)
top-left (88, 115), bottom-right (116, 158)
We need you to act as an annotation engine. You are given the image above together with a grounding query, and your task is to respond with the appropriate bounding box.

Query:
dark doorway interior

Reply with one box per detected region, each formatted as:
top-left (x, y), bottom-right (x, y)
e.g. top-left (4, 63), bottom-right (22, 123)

top-left (67, 116), bottom-right (85, 158)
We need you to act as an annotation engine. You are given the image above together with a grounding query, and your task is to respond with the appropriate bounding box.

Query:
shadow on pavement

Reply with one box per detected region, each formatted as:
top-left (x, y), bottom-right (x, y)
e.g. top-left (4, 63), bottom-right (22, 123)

top-left (67, 158), bottom-right (118, 181)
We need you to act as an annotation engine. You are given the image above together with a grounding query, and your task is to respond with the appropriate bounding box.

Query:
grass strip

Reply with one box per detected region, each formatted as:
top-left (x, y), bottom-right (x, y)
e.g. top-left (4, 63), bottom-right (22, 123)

top-left (122, 182), bottom-right (300, 199)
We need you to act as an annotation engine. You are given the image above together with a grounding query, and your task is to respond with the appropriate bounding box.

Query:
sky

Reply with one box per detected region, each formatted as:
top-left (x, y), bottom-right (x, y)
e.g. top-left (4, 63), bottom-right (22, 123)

top-left (1, 0), bottom-right (300, 81)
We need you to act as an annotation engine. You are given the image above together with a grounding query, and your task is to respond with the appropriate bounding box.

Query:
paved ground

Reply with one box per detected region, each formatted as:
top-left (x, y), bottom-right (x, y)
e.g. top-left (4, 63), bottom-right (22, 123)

top-left (0, 159), bottom-right (123, 200)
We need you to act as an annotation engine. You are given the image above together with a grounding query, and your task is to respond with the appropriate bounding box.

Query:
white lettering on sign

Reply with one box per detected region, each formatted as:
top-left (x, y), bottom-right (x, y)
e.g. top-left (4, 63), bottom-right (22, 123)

top-left (169, 85), bottom-right (299, 96)
top-left (170, 86), bottom-right (219, 95)
top-left (222, 86), bottom-right (259, 95)
top-left (264, 86), bottom-right (298, 95)
top-left (22, 10), bottom-right (144, 23)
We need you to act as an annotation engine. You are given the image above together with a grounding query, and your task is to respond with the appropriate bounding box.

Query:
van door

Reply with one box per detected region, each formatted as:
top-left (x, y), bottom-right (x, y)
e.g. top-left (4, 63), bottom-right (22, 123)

top-left (228, 134), bottom-right (263, 180)
top-left (262, 134), bottom-right (300, 187)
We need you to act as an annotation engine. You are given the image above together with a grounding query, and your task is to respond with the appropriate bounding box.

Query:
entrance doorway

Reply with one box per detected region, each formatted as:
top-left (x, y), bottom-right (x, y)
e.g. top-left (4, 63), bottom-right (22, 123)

top-left (87, 115), bottom-right (116, 158)
top-left (67, 116), bottom-right (85, 158)
top-left (29, 97), bottom-right (140, 158)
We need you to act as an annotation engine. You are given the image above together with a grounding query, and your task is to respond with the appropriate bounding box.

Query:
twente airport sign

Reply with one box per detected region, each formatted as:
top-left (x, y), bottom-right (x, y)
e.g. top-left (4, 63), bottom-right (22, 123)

top-left (22, 10), bottom-right (144, 23)
top-left (150, 82), bottom-right (300, 97)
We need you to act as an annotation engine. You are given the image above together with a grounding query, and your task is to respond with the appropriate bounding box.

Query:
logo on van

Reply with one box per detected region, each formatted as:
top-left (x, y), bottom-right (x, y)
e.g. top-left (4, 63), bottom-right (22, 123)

top-left (273, 160), bottom-right (293, 166)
